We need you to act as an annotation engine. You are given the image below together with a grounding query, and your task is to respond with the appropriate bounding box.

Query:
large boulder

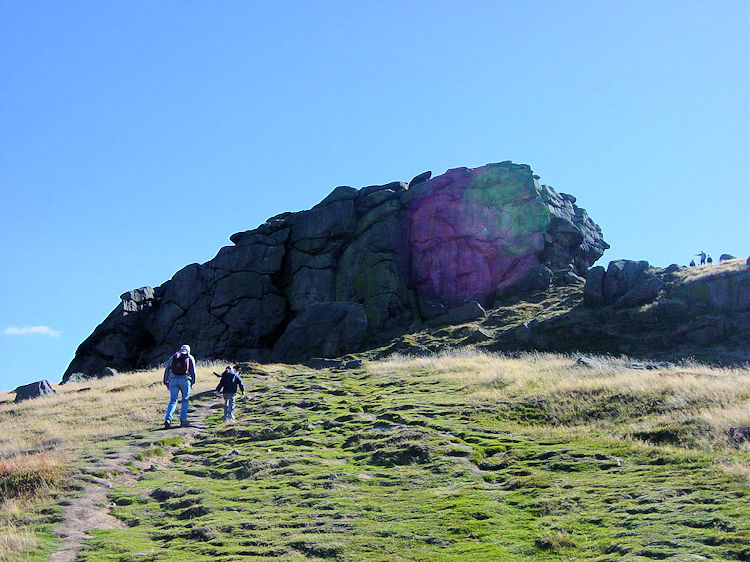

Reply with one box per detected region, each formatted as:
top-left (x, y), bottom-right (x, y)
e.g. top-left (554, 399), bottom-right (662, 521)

top-left (64, 160), bottom-right (608, 380)
top-left (426, 301), bottom-right (486, 327)
top-left (15, 380), bottom-right (56, 402)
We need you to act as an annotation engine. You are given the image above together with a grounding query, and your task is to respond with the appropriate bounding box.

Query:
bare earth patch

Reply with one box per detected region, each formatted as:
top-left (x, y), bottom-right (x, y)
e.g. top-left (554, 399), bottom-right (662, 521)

top-left (51, 393), bottom-right (216, 561)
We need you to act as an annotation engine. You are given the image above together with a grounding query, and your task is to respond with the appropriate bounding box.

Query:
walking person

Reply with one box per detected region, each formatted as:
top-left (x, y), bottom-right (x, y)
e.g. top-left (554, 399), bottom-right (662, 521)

top-left (215, 365), bottom-right (245, 423)
top-left (163, 344), bottom-right (196, 428)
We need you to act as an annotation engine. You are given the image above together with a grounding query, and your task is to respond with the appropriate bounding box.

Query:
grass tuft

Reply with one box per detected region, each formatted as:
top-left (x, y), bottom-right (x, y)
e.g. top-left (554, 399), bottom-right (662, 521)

top-left (132, 447), bottom-right (164, 462)
top-left (0, 454), bottom-right (65, 500)
top-left (0, 521), bottom-right (38, 560)
top-left (154, 436), bottom-right (185, 448)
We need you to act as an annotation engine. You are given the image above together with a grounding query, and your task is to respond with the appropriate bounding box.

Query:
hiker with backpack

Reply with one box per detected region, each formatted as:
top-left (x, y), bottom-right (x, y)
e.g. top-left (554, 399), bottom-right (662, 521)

top-left (214, 365), bottom-right (245, 423)
top-left (163, 344), bottom-right (196, 428)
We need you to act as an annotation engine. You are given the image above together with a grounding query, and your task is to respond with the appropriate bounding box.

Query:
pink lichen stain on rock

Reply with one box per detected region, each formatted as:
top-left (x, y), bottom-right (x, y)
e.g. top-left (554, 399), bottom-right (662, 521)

top-left (407, 164), bottom-right (549, 305)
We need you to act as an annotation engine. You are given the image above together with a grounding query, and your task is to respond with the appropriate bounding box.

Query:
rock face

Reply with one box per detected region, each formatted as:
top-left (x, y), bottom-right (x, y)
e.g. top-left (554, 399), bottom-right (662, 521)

top-left (15, 380), bottom-right (56, 402)
top-left (272, 302), bottom-right (368, 363)
top-left (64, 161), bottom-right (608, 380)
top-left (584, 260), bottom-right (665, 308)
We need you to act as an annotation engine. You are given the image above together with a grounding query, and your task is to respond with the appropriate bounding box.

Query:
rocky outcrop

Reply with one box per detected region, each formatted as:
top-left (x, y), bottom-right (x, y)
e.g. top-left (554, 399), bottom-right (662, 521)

top-left (64, 288), bottom-right (158, 376)
top-left (583, 260), bottom-right (664, 308)
top-left (492, 259), bottom-right (750, 359)
top-left (64, 161), bottom-right (608, 380)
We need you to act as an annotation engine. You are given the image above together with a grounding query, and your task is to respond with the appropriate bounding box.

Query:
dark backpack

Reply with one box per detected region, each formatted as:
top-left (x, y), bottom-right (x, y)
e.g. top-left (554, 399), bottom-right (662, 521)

top-left (171, 353), bottom-right (189, 375)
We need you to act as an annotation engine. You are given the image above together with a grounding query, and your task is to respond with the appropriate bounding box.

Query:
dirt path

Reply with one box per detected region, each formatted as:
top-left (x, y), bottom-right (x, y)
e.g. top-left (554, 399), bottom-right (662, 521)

top-left (51, 391), bottom-right (217, 562)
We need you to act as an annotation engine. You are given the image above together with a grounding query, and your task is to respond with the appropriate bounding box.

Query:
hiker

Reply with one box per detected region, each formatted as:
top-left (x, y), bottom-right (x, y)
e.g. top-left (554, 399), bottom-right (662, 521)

top-left (706, 255), bottom-right (713, 264)
top-left (689, 259), bottom-right (696, 267)
top-left (696, 250), bottom-right (706, 265)
top-left (215, 365), bottom-right (245, 423)
top-left (163, 344), bottom-right (196, 428)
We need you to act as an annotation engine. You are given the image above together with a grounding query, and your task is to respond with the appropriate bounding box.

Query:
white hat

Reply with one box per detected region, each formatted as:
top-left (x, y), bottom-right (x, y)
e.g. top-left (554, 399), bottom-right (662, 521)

top-left (180, 344), bottom-right (190, 354)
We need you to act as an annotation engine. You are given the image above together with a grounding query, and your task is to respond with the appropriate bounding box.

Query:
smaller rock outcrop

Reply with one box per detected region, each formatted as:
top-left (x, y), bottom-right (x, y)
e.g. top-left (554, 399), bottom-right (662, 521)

top-left (719, 254), bottom-right (736, 262)
top-left (14, 380), bottom-right (56, 402)
top-left (584, 260), bottom-right (664, 308)
top-left (506, 259), bottom-right (750, 357)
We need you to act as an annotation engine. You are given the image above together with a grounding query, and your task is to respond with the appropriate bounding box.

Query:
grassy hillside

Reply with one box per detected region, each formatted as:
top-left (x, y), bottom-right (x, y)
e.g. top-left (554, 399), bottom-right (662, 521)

top-left (1, 353), bottom-right (749, 560)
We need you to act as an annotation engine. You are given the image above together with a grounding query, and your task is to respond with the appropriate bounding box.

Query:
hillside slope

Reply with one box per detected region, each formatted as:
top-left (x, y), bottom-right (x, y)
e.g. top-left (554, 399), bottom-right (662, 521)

top-left (372, 259), bottom-right (750, 365)
top-left (2, 353), bottom-right (749, 560)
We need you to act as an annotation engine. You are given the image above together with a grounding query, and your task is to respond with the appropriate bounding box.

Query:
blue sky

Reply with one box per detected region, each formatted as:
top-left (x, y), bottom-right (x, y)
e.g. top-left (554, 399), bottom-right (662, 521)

top-left (1, 1), bottom-right (748, 392)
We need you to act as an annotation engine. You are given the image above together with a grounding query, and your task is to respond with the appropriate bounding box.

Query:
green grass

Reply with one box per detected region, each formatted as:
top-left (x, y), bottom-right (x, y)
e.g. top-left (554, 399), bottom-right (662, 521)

top-left (132, 447), bottom-right (165, 462)
top-left (155, 436), bottom-right (186, 448)
top-left (74, 356), bottom-right (749, 561)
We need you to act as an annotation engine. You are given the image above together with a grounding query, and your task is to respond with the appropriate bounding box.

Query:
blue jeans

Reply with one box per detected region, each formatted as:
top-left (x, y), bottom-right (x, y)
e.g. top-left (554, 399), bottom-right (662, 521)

top-left (165, 377), bottom-right (191, 422)
top-left (222, 393), bottom-right (235, 421)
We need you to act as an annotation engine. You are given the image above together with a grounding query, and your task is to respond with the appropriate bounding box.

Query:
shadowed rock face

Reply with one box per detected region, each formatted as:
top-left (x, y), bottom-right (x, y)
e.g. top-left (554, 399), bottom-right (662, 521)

top-left (63, 161), bottom-right (608, 380)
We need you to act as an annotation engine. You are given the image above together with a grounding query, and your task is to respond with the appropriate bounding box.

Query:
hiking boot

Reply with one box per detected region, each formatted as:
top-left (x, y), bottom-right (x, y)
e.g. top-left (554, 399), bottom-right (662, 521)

top-left (180, 420), bottom-right (189, 427)
top-left (164, 420), bottom-right (171, 429)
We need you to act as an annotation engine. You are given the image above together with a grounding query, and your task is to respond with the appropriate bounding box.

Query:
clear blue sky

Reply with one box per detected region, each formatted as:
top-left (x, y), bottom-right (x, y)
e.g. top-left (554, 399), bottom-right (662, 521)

top-left (1, 1), bottom-right (748, 391)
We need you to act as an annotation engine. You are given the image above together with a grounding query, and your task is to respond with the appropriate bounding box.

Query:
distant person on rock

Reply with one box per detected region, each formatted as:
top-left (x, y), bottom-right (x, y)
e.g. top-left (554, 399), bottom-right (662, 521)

top-left (163, 344), bottom-right (196, 428)
top-left (696, 251), bottom-right (706, 265)
top-left (706, 255), bottom-right (713, 264)
top-left (215, 365), bottom-right (245, 424)
top-left (689, 259), bottom-right (696, 267)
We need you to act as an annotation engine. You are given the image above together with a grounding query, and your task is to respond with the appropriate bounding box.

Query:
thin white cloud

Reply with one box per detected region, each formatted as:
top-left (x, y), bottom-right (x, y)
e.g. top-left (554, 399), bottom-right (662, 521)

top-left (4, 326), bottom-right (61, 338)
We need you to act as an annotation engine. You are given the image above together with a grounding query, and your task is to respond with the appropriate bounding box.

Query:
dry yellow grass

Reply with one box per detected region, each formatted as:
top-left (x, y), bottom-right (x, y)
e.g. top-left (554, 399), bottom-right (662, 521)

top-left (671, 257), bottom-right (747, 282)
top-left (0, 362), bottom-right (225, 560)
top-left (0, 453), bottom-right (65, 499)
top-left (0, 364), bottom-right (221, 461)
top-left (0, 520), bottom-right (37, 560)
top-left (369, 349), bottom-right (750, 453)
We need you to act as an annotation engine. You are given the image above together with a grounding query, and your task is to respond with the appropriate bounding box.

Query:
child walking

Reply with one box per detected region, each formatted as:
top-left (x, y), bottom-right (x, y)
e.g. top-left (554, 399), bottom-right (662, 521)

top-left (215, 366), bottom-right (245, 423)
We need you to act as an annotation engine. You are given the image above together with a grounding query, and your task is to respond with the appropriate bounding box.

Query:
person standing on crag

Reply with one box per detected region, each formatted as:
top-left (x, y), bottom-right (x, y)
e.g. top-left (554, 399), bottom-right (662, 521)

top-left (696, 250), bottom-right (707, 265)
top-left (163, 344), bottom-right (196, 428)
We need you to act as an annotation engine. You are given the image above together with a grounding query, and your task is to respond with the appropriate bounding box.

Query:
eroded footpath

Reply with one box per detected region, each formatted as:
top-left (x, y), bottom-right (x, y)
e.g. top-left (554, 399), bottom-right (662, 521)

top-left (51, 390), bottom-right (217, 562)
